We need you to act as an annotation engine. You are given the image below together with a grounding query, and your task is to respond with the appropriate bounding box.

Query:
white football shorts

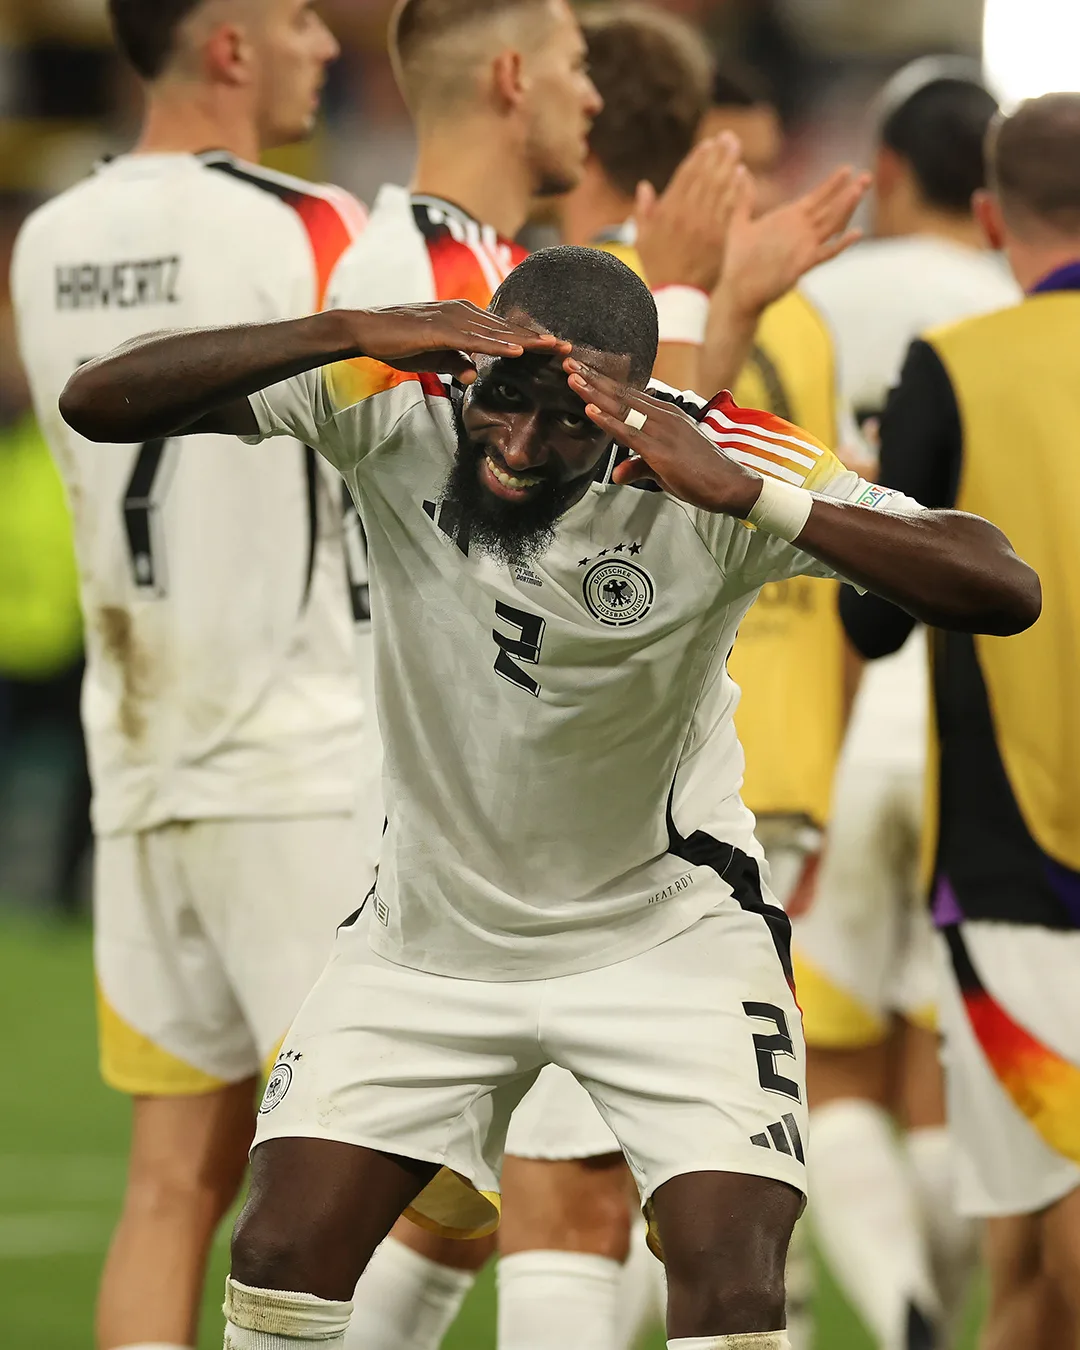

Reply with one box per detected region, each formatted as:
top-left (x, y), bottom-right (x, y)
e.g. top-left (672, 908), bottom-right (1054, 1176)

top-left (254, 882), bottom-right (808, 1250)
top-left (501, 824), bottom-right (815, 1166)
top-left (94, 815), bottom-right (370, 1094)
top-left (936, 922), bottom-right (1080, 1218)
top-left (791, 755), bottom-right (937, 1048)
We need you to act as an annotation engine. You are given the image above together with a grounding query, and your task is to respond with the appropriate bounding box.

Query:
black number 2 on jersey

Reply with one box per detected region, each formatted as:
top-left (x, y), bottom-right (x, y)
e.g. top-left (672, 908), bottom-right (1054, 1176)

top-left (492, 601), bottom-right (545, 697)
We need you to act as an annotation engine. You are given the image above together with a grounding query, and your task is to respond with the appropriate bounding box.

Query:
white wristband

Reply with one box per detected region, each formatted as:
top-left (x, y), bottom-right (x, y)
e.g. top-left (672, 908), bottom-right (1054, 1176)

top-left (652, 285), bottom-right (709, 345)
top-left (746, 477), bottom-right (814, 542)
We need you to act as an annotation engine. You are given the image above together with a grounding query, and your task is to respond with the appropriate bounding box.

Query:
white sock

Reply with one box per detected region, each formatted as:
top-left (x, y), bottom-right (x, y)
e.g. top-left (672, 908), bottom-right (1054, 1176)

top-left (615, 1219), bottom-right (666, 1349)
top-left (784, 1218), bottom-right (814, 1350)
top-left (223, 1277), bottom-right (352, 1349)
top-left (667, 1334), bottom-right (790, 1348)
top-left (345, 1237), bottom-right (477, 1349)
top-left (809, 1100), bottom-right (939, 1350)
top-left (498, 1250), bottom-right (622, 1350)
top-left (905, 1126), bottom-right (979, 1341)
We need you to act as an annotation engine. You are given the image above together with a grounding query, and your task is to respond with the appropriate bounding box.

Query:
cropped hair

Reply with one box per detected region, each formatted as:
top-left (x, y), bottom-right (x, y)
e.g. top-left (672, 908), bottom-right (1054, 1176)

top-left (580, 4), bottom-right (713, 196)
top-left (492, 245), bottom-right (658, 385)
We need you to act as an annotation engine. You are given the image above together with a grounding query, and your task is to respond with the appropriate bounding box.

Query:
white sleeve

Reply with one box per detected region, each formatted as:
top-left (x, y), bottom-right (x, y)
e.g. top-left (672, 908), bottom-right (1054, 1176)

top-left (244, 363), bottom-right (443, 478)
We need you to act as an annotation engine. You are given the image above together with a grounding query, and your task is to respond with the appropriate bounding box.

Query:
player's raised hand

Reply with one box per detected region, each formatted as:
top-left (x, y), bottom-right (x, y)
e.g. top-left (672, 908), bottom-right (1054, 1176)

top-left (565, 357), bottom-right (761, 517)
top-left (350, 300), bottom-right (570, 382)
top-left (718, 165), bottom-right (871, 320)
top-left (634, 133), bottom-right (746, 294)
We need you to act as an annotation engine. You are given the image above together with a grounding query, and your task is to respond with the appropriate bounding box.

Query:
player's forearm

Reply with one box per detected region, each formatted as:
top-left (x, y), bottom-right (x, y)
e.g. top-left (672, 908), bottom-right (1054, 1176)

top-left (651, 343), bottom-right (704, 396)
top-left (699, 288), bottom-right (760, 394)
top-left (60, 310), bottom-right (361, 442)
top-left (795, 499), bottom-right (1041, 636)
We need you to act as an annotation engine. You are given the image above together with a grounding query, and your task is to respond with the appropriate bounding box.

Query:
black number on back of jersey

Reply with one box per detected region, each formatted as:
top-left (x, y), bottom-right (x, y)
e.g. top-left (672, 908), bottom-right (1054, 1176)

top-left (341, 482), bottom-right (371, 624)
top-left (122, 438), bottom-right (177, 595)
top-left (743, 1001), bottom-right (801, 1101)
top-left (492, 601), bottom-right (545, 697)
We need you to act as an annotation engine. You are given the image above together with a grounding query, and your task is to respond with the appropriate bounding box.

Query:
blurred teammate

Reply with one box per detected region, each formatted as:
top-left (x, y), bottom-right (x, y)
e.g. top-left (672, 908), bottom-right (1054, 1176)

top-left (843, 91), bottom-right (1080, 1350)
top-left (798, 63), bottom-right (1018, 1350)
top-left (698, 64), bottom-right (784, 208)
top-left (10, 3), bottom-right (367, 1348)
top-left (62, 245), bottom-right (1039, 1350)
top-left (325, 3), bottom-right (621, 1347)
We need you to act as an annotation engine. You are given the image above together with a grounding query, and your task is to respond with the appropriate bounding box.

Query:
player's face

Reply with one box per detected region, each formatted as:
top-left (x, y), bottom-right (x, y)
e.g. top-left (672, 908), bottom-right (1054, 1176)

top-left (522, 0), bottom-right (603, 198)
top-left (446, 335), bottom-right (632, 566)
top-left (251, 0), bottom-right (339, 149)
top-left (698, 104), bottom-right (784, 211)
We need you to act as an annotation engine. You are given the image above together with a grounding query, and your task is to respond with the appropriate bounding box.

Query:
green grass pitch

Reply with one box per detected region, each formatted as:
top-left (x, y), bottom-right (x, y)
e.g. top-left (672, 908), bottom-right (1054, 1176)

top-left (0, 913), bottom-right (981, 1349)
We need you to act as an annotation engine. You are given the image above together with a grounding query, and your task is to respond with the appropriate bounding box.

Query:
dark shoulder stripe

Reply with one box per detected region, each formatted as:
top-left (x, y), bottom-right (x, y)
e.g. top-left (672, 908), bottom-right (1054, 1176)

top-left (200, 154), bottom-right (365, 305)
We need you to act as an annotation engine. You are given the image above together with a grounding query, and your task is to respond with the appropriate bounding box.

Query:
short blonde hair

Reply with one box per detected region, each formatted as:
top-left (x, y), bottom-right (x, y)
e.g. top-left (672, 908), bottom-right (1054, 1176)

top-left (389, 0), bottom-right (551, 116)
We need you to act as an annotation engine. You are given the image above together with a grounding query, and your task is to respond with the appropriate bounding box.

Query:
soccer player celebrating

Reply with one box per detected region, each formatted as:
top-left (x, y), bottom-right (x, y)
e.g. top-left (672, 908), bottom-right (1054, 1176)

top-left (796, 62), bottom-right (1018, 1350)
top-left (843, 92), bottom-right (1080, 1350)
top-left (61, 247), bottom-right (1040, 1350)
top-left (10, 3), bottom-right (366, 1349)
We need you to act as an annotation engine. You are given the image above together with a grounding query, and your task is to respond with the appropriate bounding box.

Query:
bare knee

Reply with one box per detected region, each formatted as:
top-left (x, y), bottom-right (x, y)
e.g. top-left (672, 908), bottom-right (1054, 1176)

top-left (653, 1172), bottom-right (800, 1337)
top-left (666, 1240), bottom-right (786, 1335)
top-left (499, 1154), bottom-right (633, 1260)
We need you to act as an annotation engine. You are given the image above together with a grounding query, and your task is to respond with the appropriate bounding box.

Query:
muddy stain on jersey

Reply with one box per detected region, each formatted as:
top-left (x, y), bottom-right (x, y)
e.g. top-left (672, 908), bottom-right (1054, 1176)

top-left (97, 606), bottom-right (154, 742)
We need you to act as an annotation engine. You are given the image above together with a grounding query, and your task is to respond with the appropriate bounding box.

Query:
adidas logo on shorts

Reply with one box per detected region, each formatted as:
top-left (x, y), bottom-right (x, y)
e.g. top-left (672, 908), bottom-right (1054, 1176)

top-left (751, 1113), bottom-right (805, 1163)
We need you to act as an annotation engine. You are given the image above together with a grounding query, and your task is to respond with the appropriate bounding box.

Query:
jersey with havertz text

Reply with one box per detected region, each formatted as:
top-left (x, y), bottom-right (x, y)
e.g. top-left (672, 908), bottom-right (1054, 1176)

top-left (12, 152), bottom-right (368, 834)
top-left (244, 359), bottom-right (924, 980)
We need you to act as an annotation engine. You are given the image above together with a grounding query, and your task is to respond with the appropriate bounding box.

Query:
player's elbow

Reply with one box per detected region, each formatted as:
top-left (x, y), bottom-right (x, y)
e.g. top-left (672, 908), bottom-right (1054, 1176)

top-left (59, 368), bottom-right (113, 441)
top-left (982, 557), bottom-right (1042, 636)
top-left (59, 366), bottom-right (139, 442)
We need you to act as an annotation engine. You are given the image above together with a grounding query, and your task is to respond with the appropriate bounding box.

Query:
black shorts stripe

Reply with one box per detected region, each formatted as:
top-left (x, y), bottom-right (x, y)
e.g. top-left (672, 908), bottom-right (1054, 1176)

top-left (665, 801), bottom-right (794, 986)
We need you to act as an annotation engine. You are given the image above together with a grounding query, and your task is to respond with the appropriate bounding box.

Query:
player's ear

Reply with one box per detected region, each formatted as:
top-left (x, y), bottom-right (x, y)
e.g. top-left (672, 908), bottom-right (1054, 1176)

top-left (972, 189), bottom-right (1006, 251)
top-left (491, 47), bottom-right (526, 113)
top-left (203, 21), bottom-right (253, 88)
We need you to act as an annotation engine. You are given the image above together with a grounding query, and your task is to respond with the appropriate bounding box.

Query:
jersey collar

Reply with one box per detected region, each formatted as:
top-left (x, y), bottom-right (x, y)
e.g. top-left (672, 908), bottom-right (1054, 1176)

top-left (1029, 259), bottom-right (1080, 294)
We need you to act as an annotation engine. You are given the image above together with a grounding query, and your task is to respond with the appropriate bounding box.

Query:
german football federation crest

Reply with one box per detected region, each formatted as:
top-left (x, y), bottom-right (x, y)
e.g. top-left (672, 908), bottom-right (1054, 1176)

top-left (258, 1055), bottom-right (296, 1114)
top-left (582, 557), bottom-right (654, 626)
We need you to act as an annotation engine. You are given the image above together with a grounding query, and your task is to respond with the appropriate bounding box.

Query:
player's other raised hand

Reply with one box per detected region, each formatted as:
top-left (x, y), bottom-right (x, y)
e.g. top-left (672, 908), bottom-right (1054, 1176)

top-left (719, 165), bottom-right (871, 320)
top-left (633, 132), bottom-right (745, 294)
top-left (566, 358), bottom-right (761, 517)
top-left (350, 301), bottom-right (571, 383)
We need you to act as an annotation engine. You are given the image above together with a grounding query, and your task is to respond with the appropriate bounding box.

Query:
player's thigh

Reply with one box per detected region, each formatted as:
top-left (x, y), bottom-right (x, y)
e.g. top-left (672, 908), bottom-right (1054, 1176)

top-left (124, 1078), bottom-right (256, 1212)
top-left (235, 1136), bottom-right (442, 1299)
top-left (549, 890), bottom-right (808, 1252)
top-left (188, 814), bottom-right (370, 1072)
top-left (94, 828), bottom-right (259, 1094)
top-left (1041, 1185), bottom-right (1080, 1313)
top-left (651, 1169), bottom-right (801, 1336)
top-left (499, 1154), bottom-right (632, 1258)
top-left (252, 909), bottom-right (544, 1245)
top-left (935, 929), bottom-right (1080, 1219)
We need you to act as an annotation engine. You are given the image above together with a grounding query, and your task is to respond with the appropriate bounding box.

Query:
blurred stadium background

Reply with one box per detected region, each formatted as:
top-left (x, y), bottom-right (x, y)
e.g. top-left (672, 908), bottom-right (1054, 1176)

top-left (0, 0), bottom-right (1074, 1345)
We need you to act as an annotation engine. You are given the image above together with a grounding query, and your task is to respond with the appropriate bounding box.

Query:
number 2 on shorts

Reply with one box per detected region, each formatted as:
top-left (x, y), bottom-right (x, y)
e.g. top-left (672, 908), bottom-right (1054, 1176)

top-left (743, 1001), bottom-right (801, 1101)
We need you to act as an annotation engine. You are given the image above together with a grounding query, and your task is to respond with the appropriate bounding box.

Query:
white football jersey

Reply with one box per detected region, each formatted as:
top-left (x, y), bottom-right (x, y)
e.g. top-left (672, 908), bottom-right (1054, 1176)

top-left (802, 235), bottom-right (1021, 761)
top-left (12, 152), bottom-right (369, 834)
top-left (802, 236), bottom-right (1020, 419)
top-left (244, 362), bottom-right (918, 980)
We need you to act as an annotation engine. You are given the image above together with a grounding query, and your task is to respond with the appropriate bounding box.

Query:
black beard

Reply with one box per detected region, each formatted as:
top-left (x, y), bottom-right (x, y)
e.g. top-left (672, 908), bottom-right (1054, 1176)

top-left (440, 410), bottom-right (587, 568)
